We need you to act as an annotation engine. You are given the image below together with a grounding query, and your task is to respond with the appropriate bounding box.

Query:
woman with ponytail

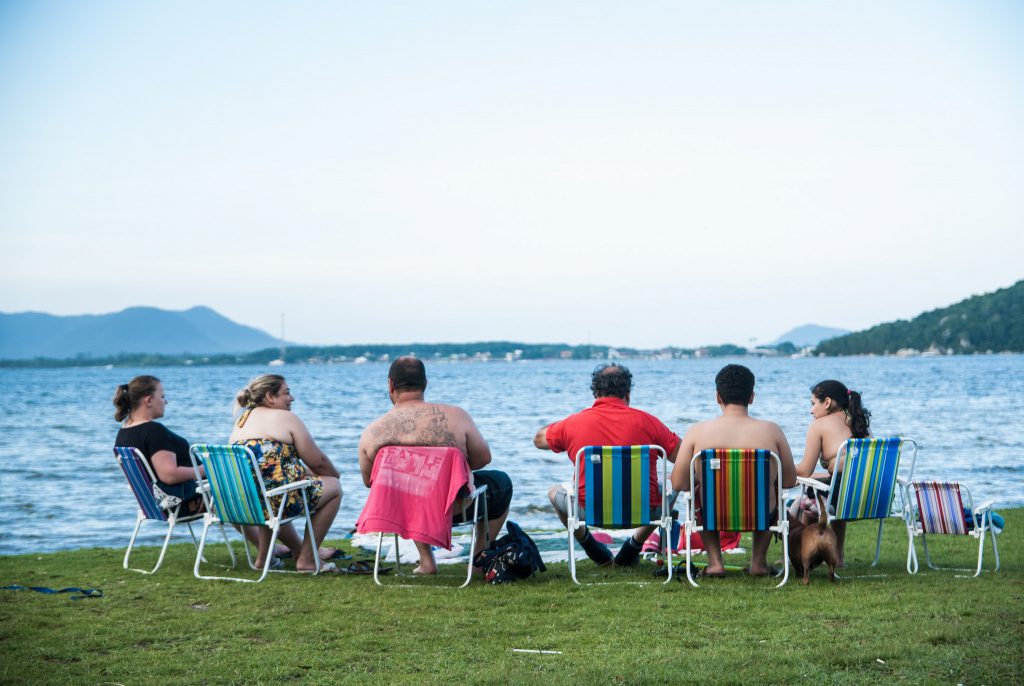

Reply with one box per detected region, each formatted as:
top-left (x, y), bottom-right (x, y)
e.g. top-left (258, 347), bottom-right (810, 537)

top-left (229, 375), bottom-right (342, 573)
top-left (113, 376), bottom-right (204, 515)
top-left (795, 379), bottom-right (872, 566)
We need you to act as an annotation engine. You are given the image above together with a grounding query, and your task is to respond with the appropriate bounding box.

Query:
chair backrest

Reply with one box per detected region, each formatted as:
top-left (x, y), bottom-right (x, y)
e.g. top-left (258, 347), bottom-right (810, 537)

top-left (189, 444), bottom-right (268, 526)
top-left (355, 445), bottom-right (472, 549)
top-left (691, 449), bottom-right (777, 532)
top-left (578, 445), bottom-right (666, 529)
top-left (913, 481), bottom-right (969, 535)
top-left (832, 437), bottom-right (910, 521)
top-left (114, 446), bottom-right (167, 521)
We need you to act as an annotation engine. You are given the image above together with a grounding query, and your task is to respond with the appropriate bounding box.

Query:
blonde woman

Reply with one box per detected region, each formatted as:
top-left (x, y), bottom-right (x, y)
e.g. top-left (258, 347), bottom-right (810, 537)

top-left (230, 374), bottom-right (342, 573)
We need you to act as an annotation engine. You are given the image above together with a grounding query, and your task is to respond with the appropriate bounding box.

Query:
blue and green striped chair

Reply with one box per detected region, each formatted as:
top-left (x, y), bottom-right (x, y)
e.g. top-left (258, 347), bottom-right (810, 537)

top-left (189, 444), bottom-right (319, 582)
top-left (684, 449), bottom-right (790, 588)
top-left (566, 445), bottom-right (673, 584)
top-left (797, 437), bottom-right (918, 574)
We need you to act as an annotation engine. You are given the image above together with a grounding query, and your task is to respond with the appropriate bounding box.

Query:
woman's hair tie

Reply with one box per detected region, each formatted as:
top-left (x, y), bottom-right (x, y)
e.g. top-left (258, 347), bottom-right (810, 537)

top-left (245, 401), bottom-right (257, 409)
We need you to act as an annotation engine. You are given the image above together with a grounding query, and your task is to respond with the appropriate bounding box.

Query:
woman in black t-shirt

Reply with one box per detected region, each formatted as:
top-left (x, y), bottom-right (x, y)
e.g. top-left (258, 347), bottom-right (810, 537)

top-left (114, 375), bottom-right (204, 515)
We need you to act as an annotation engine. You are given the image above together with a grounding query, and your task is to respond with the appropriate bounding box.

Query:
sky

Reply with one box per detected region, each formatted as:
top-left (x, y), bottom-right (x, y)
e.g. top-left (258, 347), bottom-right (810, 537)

top-left (1, 1), bottom-right (1022, 349)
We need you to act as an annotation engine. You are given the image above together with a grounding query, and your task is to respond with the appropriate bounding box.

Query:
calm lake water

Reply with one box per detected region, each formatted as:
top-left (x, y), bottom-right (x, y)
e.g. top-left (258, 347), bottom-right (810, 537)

top-left (1, 355), bottom-right (1021, 555)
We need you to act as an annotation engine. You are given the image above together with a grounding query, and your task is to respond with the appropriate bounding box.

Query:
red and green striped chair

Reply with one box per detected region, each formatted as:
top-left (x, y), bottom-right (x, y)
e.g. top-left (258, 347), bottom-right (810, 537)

top-left (566, 445), bottom-right (673, 584)
top-left (797, 437), bottom-right (918, 574)
top-left (907, 480), bottom-right (1000, 577)
top-left (684, 449), bottom-right (790, 587)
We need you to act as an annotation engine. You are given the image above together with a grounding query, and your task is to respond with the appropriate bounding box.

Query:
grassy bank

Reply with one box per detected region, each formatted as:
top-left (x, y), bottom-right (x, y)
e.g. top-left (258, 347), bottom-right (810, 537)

top-left (1, 512), bottom-right (1021, 685)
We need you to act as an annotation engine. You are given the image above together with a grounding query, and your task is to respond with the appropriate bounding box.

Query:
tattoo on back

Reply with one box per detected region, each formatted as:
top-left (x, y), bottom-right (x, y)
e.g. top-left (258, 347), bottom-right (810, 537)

top-left (369, 405), bottom-right (458, 454)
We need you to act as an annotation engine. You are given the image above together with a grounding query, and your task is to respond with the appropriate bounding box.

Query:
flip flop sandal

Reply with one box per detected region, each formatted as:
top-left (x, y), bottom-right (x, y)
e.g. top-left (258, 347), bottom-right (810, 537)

top-left (340, 560), bottom-right (390, 575)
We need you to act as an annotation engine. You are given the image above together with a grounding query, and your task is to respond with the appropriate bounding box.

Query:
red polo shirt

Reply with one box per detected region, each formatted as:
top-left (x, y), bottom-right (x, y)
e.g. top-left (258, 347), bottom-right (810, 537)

top-left (545, 396), bottom-right (680, 506)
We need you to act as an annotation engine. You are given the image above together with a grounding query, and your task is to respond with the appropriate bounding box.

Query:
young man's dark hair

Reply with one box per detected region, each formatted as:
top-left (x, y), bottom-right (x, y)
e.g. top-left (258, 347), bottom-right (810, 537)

top-left (590, 363), bottom-right (633, 399)
top-left (715, 364), bottom-right (755, 406)
top-left (388, 356), bottom-right (427, 392)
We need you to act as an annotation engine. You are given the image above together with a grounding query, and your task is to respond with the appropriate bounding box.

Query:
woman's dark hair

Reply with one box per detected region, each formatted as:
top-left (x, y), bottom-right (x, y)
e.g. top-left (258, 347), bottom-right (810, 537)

top-left (811, 379), bottom-right (871, 438)
top-left (113, 375), bottom-right (161, 422)
top-left (590, 363), bottom-right (633, 399)
top-left (236, 374), bottom-right (286, 408)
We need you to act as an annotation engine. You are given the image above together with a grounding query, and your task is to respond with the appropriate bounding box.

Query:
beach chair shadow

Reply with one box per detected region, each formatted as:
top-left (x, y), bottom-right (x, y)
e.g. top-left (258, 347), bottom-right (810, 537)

top-left (683, 449), bottom-right (790, 588)
top-left (189, 443), bottom-right (319, 583)
top-left (562, 445), bottom-right (674, 585)
top-left (798, 437), bottom-right (918, 575)
top-left (907, 480), bottom-right (1000, 577)
top-left (356, 446), bottom-right (488, 588)
top-left (114, 446), bottom-right (232, 574)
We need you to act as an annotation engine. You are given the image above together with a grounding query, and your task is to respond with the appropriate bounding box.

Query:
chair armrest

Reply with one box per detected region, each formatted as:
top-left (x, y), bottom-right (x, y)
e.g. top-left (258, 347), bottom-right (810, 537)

top-left (266, 480), bottom-right (313, 497)
top-left (466, 484), bottom-right (488, 500)
top-left (896, 476), bottom-right (910, 486)
top-left (975, 500), bottom-right (994, 514)
top-left (796, 477), bottom-right (830, 492)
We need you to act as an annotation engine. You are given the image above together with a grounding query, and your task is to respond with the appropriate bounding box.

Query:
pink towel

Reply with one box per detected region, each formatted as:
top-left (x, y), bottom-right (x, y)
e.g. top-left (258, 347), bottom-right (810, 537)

top-left (355, 446), bottom-right (472, 550)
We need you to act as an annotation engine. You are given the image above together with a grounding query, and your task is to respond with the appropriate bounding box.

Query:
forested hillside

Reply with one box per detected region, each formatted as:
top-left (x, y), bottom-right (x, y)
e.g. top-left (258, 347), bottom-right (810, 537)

top-left (816, 280), bottom-right (1023, 355)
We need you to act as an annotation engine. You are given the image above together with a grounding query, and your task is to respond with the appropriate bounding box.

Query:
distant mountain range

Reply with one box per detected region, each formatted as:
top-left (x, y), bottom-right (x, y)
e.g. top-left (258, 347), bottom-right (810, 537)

top-left (816, 280), bottom-right (1024, 355)
top-left (768, 324), bottom-right (849, 348)
top-left (0, 306), bottom-right (281, 359)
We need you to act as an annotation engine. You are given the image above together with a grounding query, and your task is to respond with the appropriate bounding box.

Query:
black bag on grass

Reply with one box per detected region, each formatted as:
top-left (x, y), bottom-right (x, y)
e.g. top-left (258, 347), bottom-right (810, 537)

top-left (475, 520), bottom-right (546, 584)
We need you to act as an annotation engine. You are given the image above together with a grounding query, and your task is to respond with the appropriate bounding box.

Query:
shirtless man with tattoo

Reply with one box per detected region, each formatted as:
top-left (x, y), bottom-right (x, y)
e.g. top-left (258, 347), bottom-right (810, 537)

top-left (358, 357), bottom-right (513, 574)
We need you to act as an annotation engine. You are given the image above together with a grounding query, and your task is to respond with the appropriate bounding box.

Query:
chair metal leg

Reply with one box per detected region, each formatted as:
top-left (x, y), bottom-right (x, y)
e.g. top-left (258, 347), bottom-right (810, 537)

top-left (975, 525), bottom-right (986, 577)
top-left (460, 496), bottom-right (481, 588)
top-left (684, 523), bottom-right (698, 588)
top-left (922, 533), bottom-right (937, 570)
top-left (905, 518), bottom-right (919, 574)
top-left (776, 519), bottom-right (790, 588)
top-left (871, 520), bottom-right (884, 567)
top-left (662, 520), bottom-right (673, 585)
top-left (123, 511), bottom-right (146, 571)
top-left (373, 532), bottom-right (386, 586)
top-left (988, 520), bottom-right (1000, 572)
top-left (567, 522), bottom-right (579, 585)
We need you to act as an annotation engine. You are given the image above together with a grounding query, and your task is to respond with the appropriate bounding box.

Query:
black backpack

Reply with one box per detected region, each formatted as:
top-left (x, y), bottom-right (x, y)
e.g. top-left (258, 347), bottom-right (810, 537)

top-left (475, 520), bottom-right (546, 584)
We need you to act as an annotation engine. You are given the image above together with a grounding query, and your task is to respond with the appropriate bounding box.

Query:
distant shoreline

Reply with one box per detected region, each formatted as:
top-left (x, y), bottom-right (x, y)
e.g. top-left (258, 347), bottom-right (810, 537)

top-left (2, 346), bottom-right (1020, 370)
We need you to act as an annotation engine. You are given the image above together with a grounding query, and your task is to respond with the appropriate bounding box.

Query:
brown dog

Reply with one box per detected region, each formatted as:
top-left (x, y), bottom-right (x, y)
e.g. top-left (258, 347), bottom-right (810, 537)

top-left (787, 492), bottom-right (839, 585)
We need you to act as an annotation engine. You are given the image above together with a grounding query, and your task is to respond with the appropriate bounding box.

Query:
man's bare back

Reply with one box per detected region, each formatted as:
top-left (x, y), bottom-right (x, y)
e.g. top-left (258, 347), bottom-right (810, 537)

top-left (672, 411), bottom-right (796, 492)
top-left (358, 402), bottom-right (491, 487)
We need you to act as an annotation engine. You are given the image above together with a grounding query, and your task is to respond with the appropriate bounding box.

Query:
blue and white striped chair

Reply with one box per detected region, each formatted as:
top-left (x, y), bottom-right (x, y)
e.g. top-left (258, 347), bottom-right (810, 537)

top-left (797, 437), bottom-right (918, 573)
top-left (114, 446), bottom-right (232, 574)
top-left (189, 444), bottom-right (319, 582)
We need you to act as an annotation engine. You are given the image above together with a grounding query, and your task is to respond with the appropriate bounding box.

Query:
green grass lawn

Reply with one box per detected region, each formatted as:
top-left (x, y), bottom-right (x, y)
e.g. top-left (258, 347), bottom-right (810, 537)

top-left (2, 511), bottom-right (1021, 685)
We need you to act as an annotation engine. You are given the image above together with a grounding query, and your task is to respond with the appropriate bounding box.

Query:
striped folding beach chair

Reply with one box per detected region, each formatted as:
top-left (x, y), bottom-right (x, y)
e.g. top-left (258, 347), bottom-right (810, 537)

top-left (356, 446), bottom-right (488, 588)
top-left (907, 481), bottom-right (1000, 577)
top-left (114, 446), bottom-right (231, 574)
top-left (684, 449), bottom-right (789, 588)
top-left (565, 445), bottom-right (673, 584)
top-left (189, 444), bottom-right (319, 582)
top-left (797, 437), bottom-right (918, 574)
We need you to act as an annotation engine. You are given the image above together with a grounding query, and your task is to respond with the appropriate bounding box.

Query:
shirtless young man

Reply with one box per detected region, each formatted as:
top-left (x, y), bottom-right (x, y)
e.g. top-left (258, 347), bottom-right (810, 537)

top-left (670, 364), bottom-right (796, 577)
top-left (358, 357), bottom-right (513, 574)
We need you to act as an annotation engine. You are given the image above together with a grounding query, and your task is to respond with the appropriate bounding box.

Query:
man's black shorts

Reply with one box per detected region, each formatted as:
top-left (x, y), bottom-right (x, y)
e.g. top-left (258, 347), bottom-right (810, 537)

top-left (452, 469), bottom-right (513, 523)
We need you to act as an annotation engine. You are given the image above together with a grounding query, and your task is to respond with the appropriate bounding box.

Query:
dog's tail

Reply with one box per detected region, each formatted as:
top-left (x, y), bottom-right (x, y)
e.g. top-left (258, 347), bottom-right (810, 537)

top-left (815, 491), bottom-right (829, 531)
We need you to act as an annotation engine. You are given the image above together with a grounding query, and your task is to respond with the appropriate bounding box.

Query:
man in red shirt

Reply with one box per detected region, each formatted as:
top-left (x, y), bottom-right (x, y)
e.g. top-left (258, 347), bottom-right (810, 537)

top-left (533, 363), bottom-right (681, 567)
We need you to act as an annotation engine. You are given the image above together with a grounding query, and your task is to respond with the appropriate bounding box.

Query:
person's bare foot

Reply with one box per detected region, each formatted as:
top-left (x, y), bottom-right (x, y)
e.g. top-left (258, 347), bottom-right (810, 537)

top-left (319, 547), bottom-right (340, 562)
top-left (412, 564), bottom-right (437, 575)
